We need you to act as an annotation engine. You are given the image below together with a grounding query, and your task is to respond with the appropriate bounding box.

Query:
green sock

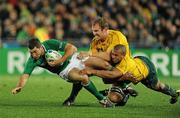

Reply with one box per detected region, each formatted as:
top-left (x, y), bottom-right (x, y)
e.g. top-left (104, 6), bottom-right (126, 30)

top-left (69, 83), bottom-right (83, 100)
top-left (83, 80), bottom-right (104, 100)
top-left (161, 84), bottom-right (177, 97)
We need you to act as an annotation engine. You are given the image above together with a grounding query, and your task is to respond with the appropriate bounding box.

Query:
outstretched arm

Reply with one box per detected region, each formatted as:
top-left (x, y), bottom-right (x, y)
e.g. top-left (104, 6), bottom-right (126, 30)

top-left (12, 74), bottom-right (30, 94)
top-left (82, 68), bottom-right (123, 80)
top-left (91, 52), bottom-right (110, 62)
top-left (78, 51), bottom-right (110, 62)
top-left (84, 56), bottom-right (113, 70)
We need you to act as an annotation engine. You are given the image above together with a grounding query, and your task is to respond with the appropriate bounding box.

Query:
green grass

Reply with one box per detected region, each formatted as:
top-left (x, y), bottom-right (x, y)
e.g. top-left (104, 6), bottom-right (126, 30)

top-left (0, 75), bottom-right (180, 118)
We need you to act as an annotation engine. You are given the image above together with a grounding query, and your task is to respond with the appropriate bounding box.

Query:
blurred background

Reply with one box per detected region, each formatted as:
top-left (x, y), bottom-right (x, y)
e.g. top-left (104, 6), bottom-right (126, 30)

top-left (0, 0), bottom-right (180, 77)
top-left (0, 1), bottom-right (180, 116)
top-left (0, 0), bottom-right (179, 49)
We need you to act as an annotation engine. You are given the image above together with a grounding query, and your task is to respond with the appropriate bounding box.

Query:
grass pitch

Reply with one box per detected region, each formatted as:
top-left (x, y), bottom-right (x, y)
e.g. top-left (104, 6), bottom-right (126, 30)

top-left (0, 75), bottom-right (180, 118)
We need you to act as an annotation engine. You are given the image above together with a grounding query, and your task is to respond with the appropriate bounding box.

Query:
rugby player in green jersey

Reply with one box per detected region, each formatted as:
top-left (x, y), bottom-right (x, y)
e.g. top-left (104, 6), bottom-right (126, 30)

top-left (11, 38), bottom-right (113, 107)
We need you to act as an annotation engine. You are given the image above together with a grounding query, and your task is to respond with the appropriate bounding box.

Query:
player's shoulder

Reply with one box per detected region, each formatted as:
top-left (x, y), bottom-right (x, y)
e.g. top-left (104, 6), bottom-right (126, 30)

top-left (109, 30), bottom-right (125, 37)
top-left (42, 39), bottom-right (58, 44)
top-left (109, 30), bottom-right (127, 42)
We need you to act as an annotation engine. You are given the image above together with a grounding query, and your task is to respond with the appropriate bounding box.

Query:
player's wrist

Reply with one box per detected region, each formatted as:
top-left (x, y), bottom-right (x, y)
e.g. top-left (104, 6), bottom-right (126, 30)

top-left (93, 70), bottom-right (97, 75)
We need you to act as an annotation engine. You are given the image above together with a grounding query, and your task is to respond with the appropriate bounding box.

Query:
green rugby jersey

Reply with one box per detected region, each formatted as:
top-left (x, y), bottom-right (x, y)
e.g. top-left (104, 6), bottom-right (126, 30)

top-left (23, 39), bottom-right (70, 75)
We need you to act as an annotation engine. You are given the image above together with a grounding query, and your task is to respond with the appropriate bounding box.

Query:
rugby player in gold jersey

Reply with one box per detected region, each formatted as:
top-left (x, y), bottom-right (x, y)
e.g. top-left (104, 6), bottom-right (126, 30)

top-left (63, 17), bottom-right (137, 106)
top-left (82, 44), bottom-right (180, 105)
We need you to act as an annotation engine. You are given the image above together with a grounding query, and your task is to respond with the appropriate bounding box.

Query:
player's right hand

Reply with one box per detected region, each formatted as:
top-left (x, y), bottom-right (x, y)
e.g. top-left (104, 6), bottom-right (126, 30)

top-left (77, 51), bottom-right (89, 60)
top-left (120, 72), bottom-right (135, 81)
top-left (12, 87), bottom-right (22, 94)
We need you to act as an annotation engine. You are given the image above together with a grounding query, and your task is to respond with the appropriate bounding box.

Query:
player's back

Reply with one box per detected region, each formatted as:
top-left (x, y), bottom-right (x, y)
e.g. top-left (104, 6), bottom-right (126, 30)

top-left (115, 56), bottom-right (149, 84)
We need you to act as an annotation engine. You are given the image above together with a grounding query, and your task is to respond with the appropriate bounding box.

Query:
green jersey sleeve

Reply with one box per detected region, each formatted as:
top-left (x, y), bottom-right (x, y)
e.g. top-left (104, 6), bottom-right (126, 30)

top-left (23, 57), bottom-right (38, 75)
top-left (42, 39), bottom-right (67, 51)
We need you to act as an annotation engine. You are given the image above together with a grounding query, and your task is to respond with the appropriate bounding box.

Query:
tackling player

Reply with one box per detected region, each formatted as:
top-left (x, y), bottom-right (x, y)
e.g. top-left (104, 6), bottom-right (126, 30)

top-left (82, 44), bottom-right (180, 104)
top-left (63, 16), bottom-right (137, 106)
top-left (11, 38), bottom-right (113, 107)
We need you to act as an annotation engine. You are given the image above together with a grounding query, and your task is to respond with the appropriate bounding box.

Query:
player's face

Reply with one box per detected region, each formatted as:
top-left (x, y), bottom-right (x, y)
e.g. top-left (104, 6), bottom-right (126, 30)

top-left (92, 24), bottom-right (106, 40)
top-left (110, 49), bottom-right (123, 64)
top-left (29, 47), bottom-right (42, 60)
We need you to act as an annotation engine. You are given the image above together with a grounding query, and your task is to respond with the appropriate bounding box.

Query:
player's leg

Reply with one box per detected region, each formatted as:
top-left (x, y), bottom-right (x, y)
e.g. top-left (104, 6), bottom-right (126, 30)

top-left (140, 56), bottom-right (179, 104)
top-left (63, 82), bottom-right (83, 106)
top-left (155, 80), bottom-right (179, 104)
top-left (68, 68), bottom-right (112, 106)
top-left (142, 76), bottom-right (179, 104)
top-left (63, 56), bottom-right (113, 105)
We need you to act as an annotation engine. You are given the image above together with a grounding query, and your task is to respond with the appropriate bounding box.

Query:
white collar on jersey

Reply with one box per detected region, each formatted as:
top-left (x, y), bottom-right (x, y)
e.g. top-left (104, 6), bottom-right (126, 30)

top-left (42, 44), bottom-right (47, 53)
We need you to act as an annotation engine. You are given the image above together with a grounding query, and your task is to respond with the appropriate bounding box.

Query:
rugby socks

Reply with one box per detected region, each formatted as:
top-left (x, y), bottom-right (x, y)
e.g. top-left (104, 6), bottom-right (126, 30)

top-left (68, 83), bottom-right (83, 100)
top-left (161, 84), bottom-right (177, 97)
top-left (82, 80), bottom-right (104, 100)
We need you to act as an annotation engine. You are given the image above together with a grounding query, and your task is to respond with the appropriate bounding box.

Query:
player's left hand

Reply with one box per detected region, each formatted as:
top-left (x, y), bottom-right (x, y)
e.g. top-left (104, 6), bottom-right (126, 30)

top-left (12, 87), bottom-right (22, 94)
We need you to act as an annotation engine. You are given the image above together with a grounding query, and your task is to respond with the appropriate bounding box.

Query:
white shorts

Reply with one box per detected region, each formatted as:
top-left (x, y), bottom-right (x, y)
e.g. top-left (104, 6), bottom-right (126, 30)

top-left (58, 53), bottom-right (88, 81)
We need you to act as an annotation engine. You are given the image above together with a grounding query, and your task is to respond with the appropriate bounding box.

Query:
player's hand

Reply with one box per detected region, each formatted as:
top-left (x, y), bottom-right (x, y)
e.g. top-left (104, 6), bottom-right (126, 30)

top-left (80, 68), bottom-right (94, 76)
top-left (121, 72), bottom-right (135, 81)
top-left (47, 60), bottom-right (60, 67)
top-left (12, 87), bottom-right (22, 94)
top-left (77, 52), bottom-right (89, 60)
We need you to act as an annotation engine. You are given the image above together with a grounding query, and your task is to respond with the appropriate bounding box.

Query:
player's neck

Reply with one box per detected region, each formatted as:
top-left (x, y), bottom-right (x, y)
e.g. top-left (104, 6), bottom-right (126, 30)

top-left (99, 38), bottom-right (106, 42)
top-left (100, 31), bottom-right (108, 42)
top-left (40, 46), bottom-right (45, 56)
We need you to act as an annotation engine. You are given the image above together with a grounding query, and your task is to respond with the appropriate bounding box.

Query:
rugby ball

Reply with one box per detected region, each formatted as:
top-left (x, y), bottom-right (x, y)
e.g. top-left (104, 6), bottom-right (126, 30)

top-left (45, 50), bottom-right (62, 62)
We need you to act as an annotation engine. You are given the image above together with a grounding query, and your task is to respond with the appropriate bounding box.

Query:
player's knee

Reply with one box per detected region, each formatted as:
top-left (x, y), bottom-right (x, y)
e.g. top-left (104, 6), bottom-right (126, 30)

top-left (155, 81), bottom-right (165, 90)
top-left (80, 75), bottom-right (89, 85)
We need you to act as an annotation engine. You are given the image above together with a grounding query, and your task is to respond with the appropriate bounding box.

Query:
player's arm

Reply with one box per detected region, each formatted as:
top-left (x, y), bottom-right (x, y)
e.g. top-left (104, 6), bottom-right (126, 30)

top-left (48, 43), bottom-right (77, 66)
top-left (91, 52), bottom-right (110, 61)
top-left (82, 67), bottom-right (123, 79)
top-left (58, 43), bottom-right (77, 63)
top-left (12, 57), bottom-right (36, 94)
top-left (12, 74), bottom-right (30, 94)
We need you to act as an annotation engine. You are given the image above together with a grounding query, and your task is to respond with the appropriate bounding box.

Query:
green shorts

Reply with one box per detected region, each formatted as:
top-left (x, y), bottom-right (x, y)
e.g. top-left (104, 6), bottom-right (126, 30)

top-left (135, 56), bottom-right (158, 89)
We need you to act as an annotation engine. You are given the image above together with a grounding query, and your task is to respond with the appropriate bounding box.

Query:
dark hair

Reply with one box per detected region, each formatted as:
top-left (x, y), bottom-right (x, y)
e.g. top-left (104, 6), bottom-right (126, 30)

top-left (114, 44), bottom-right (126, 56)
top-left (28, 38), bottom-right (41, 49)
top-left (91, 16), bottom-right (109, 29)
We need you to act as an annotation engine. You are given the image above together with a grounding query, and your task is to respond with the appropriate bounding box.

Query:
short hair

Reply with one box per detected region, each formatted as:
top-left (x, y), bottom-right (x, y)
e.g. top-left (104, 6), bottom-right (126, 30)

top-left (114, 44), bottom-right (126, 56)
top-left (28, 38), bottom-right (41, 49)
top-left (91, 16), bottom-right (109, 29)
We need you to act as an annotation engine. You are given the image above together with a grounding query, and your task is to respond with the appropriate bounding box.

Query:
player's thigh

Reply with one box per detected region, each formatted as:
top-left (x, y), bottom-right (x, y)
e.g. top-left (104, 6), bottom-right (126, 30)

top-left (138, 56), bottom-right (158, 90)
top-left (141, 73), bottom-right (158, 90)
top-left (68, 68), bottom-right (88, 81)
